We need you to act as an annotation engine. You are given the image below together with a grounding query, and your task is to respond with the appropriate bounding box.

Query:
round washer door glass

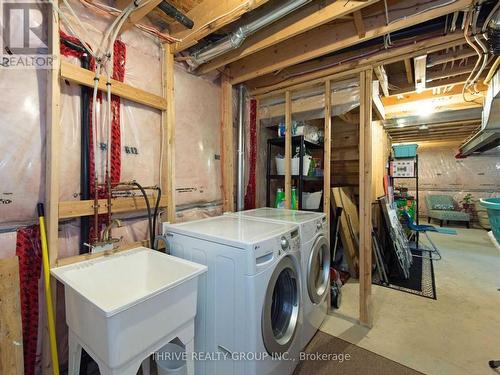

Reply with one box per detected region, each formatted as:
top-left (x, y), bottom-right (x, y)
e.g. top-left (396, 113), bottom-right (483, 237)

top-left (262, 256), bottom-right (300, 356)
top-left (307, 235), bottom-right (330, 304)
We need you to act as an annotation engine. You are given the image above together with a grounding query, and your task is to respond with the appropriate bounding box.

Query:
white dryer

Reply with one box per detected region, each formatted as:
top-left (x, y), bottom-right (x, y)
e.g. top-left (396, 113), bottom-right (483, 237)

top-left (163, 215), bottom-right (302, 375)
top-left (229, 208), bottom-right (330, 349)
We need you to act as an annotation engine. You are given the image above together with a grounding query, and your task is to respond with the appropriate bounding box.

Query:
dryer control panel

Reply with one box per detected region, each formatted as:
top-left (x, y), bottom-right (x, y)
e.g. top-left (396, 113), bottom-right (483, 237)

top-left (251, 227), bottom-right (300, 275)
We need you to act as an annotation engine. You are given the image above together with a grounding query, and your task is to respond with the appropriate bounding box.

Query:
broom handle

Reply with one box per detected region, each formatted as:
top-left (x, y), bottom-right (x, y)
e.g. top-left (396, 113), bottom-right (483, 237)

top-left (37, 203), bottom-right (60, 375)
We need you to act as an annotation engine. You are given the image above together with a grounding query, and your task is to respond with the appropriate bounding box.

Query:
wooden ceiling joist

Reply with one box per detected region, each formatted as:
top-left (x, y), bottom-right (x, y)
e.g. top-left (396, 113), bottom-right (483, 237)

top-left (116, 0), bottom-right (163, 32)
top-left (374, 65), bottom-right (389, 96)
top-left (404, 58), bottom-right (413, 84)
top-left (385, 118), bottom-right (481, 129)
top-left (197, 0), bottom-right (378, 74)
top-left (171, 0), bottom-right (272, 52)
top-left (384, 92), bottom-right (483, 119)
top-left (249, 32), bottom-right (465, 97)
top-left (353, 10), bottom-right (366, 39)
top-left (381, 81), bottom-right (487, 107)
top-left (426, 47), bottom-right (476, 67)
top-left (229, 0), bottom-right (471, 84)
top-left (426, 63), bottom-right (476, 82)
top-left (391, 133), bottom-right (474, 142)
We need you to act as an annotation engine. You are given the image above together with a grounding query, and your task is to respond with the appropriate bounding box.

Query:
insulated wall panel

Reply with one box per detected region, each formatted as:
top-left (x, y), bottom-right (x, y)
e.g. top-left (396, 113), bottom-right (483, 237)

top-left (174, 66), bottom-right (222, 208)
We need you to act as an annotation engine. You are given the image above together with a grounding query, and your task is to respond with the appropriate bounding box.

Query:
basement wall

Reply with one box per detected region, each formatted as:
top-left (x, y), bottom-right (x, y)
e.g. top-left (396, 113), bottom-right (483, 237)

top-left (393, 141), bottom-right (500, 222)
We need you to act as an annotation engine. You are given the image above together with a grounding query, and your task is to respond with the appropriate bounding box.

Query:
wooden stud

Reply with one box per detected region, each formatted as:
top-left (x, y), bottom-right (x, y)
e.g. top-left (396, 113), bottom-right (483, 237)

top-left (163, 43), bottom-right (176, 223)
top-left (284, 91), bottom-right (292, 209)
top-left (359, 69), bottom-right (373, 327)
top-left (221, 68), bottom-right (235, 212)
top-left (0, 257), bottom-right (24, 375)
top-left (61, 61), bottom-right (168, 111)
top-left (404, 58), bottom-right (413, 84)
top-left (59, 195), bottom-right (168, 219)
top-left (197, 0), bottom-right (378, 74)
top-left (323, 80), bottom-right (332, 230)
top-left (353, 10), bottom-right (366, 39)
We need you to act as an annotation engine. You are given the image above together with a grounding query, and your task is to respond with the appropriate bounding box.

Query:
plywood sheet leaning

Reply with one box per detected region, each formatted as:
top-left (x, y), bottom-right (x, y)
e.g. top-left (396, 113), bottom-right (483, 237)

top-left (0, 256), bottom-right (24, 375)
top-left (331, 187), bottom-right (359, 277)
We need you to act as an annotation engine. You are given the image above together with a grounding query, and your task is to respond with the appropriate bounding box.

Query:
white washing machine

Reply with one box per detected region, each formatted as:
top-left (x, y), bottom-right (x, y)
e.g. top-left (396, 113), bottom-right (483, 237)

top-left (163, 215), bottom-right (303, 375)
top-left (228, 208), bottom-right (330, 349)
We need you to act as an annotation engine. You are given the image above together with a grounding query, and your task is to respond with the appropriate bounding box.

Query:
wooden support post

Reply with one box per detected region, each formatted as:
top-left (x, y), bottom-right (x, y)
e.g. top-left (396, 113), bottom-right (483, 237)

top-left (404, 58), bottom-right (413, 84)
top-left (255, 99), bottom-right (262, 207)
top-left (0, 257), bottom-right (24, 375)
top-left (43, 3), bottom-right (60, 374)
top-left (162, 43), bottom-right (176, 223)
top-left (221, 68), bottom-right (235, 212)
top-left (284, 91), bottom-right (292, 209)
top-left (323, 80), bottom-right (332, 231)
top-left (359, 69), bottom-right (373, 327)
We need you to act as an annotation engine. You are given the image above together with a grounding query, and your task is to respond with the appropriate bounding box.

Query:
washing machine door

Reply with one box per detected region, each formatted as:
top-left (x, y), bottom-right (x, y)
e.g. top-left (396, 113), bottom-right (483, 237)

top-left (307, 235), bottom-right (330, 304)
top-left (262, 255), bottom-right (300, 356)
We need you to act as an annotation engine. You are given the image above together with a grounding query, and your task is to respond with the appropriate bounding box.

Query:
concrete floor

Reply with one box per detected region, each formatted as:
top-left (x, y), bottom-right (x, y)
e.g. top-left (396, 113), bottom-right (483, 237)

top-left (321, 227), bottom-right (500, 375)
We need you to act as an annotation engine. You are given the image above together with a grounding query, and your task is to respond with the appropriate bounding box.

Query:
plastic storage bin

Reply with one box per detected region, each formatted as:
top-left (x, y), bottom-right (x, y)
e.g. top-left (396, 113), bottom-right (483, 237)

top-left (393, 144), bottom-right (418, 158)
top-left (156, 343), bottom-right (187, 375)
top-left (480, 198), bottom-right (500, 243)
top-left (302, 191), bottom-right (323, 209)
top-left (275, 155), bottom-right (311, 175)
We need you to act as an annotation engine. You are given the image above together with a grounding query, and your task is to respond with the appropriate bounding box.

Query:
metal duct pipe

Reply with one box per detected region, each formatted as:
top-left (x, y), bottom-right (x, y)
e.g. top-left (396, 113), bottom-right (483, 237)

top-left (158, 1), bottom-right (194, 29)
top-left (237, 85), bottom-right (245, 211)
top-left (188, 0), bottom-right (311, 69)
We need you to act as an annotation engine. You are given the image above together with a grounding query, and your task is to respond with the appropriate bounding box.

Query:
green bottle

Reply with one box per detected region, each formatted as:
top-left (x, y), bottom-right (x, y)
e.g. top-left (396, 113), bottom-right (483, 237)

top-left (275, 188), bottom-right (285, 208)
top-left (291, 187), bottom-right (298, 210)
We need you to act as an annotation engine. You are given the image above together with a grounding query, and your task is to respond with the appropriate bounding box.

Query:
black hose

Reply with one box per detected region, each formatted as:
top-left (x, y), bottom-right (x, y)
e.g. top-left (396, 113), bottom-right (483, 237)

top-left (158, 1), bottom-right (194, 29)
top-left (152, 186), bottom-right (161, 246)
top-left (132, 181), bottom-right (154, 246)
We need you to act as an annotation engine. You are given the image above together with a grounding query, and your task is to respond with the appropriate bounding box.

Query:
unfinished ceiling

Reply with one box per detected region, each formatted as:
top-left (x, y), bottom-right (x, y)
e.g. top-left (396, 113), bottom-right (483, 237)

top-left (118, 0), bottom-right (498, 145)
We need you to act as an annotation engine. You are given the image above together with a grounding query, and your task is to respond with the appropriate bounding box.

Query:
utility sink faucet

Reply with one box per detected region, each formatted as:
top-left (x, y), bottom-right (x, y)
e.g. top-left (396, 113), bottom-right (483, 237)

top-left (102, 219), bottom-right (122, 242)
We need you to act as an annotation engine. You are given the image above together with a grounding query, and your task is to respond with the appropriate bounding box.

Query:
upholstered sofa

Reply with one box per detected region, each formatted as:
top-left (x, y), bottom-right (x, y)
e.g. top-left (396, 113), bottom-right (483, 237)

top-left (425, 195), bottom-right (470, 228)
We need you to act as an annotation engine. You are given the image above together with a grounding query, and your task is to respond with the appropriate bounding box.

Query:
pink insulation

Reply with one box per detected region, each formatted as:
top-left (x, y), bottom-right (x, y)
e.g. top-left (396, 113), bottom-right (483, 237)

top-left (1, 0), bottom-right (225, 261)
top-left (174, 66), bottom-right (222, 209)
top-left (0, 69), bottom-right (46, 226)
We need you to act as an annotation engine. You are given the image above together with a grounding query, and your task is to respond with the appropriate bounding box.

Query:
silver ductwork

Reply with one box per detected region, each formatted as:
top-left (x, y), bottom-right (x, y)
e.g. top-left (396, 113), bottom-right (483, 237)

top-left (187, 0), bottom-right (311, 69)
top-left (459, 68), bottom-right (500, 156)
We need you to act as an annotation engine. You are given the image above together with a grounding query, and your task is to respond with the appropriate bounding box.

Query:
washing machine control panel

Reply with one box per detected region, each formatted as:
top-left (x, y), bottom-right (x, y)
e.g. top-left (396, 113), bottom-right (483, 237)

top-left (253, 228), bottom-right (300, 271)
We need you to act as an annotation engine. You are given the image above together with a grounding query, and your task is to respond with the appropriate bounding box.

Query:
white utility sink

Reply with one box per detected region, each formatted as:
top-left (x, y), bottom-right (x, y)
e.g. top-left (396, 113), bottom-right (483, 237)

top-left (51, 247), bottom-right (206, 375)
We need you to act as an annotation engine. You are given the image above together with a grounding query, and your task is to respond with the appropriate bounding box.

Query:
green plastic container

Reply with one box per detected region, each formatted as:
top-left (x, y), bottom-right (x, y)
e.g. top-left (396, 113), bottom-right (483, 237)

top-left (480, 198), bottom-right (500, 243)
top-left (393, 144), bottom-right (418, 158)
top-left (275, 188), bottom-right (285, 208)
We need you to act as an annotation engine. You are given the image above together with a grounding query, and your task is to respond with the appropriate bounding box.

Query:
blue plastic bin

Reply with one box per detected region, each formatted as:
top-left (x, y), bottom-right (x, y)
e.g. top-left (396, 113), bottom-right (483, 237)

top-left (480, 198), bottom-right (500, 243)
top-left (393, 144), bottom-right (418, 158)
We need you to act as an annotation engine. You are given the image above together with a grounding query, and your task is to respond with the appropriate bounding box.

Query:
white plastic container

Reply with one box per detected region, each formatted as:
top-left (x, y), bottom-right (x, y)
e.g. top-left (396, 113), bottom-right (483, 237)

top-left (276, 155), bottom-right (311, 175)
top-left (51, 247), bottom-right (206, 374)
top-left (156, 343), bottom-right (187, 375)
top-left (302, 191), bottom-right (323, 209)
